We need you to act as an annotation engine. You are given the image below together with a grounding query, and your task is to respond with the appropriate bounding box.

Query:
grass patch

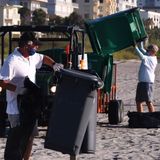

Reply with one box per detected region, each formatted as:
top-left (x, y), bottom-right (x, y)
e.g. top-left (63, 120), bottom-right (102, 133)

top-left (113, 47), bottom-right (138, 60)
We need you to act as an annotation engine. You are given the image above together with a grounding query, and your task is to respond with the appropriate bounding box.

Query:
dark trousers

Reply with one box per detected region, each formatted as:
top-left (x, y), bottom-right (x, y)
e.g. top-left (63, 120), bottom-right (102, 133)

top-left (0, 101), bottom-right (7, 137)
top-left (4, 120), bottom-right (35, 160)
top-left (5, 79), bottom-right (42, 160)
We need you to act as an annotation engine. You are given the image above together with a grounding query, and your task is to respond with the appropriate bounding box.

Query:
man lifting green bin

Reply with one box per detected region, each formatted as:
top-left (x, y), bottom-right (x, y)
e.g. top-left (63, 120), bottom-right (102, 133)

top-left (86, 7), bottom-right (147, 124)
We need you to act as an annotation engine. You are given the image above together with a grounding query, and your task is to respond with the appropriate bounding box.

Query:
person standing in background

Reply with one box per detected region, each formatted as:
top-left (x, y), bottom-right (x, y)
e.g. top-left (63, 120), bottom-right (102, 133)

top-left (134, 40), bottom-right (158, 112)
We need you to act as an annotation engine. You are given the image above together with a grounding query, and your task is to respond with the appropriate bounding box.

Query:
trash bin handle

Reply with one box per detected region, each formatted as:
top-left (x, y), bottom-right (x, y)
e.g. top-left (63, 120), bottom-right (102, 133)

top-left (132, 13), bottom-right (141, 37)
top-left (135, 17), bottom-right (141, 35)
top-left (128, 13), bottom-right (141, 43)
top-left (92, 30), bottom-right (102, 54)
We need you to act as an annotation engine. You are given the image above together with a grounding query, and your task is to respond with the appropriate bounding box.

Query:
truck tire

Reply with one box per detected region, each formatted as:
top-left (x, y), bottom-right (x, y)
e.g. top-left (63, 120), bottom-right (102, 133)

top-left (108, 100), bottom-right (124, 124)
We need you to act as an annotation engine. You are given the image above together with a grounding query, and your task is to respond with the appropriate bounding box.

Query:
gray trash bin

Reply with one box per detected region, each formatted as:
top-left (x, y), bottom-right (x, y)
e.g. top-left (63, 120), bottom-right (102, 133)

top-left (80, 91), bottom-right (97, 154)
top-left (44, 69), bottom-right (103, 155)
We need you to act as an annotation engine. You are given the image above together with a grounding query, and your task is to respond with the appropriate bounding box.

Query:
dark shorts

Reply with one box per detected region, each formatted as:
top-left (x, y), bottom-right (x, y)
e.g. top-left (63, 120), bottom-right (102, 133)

top-left (135, 82), bottom-right (153, 102)
top-left (8, 114), bottom-right (38, 136)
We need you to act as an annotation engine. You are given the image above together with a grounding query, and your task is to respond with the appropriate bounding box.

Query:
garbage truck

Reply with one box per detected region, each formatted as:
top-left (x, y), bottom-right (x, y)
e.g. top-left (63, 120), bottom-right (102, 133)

top-left (0, 7), bottom-right (147, 137)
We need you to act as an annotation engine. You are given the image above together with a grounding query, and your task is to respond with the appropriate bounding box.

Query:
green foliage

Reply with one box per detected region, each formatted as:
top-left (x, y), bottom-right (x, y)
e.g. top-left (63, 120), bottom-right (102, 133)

top-left (38, 41), bottom-right (68, 51)
top-left (18, 7), bottom-right (31, 25)
top-left (49, 15), bottom-right (64, 25)
top-left (63, 12), bottom-right (85, 28)
top-left (48, 12), bottom-right (85, 28)
top-left (113, 47), bottom-right (138, 60)
top-left (32, 9), bottom-right (47, 25)
top-left (0, 33), bottom-right (11, 58)
top-left (147, 27), bottom-right (160, 43)
top-left (84, 35), bottom-right (93, 52)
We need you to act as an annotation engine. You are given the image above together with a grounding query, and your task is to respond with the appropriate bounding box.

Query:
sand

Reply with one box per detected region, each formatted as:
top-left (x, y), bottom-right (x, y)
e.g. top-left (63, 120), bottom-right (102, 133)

top-left (1, 60), bottom-right (160, 160)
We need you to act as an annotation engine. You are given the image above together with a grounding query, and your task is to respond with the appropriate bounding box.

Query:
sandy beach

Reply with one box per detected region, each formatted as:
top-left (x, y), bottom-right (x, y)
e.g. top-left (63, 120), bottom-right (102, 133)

top-left (1, 60), bottom-right (160, 160)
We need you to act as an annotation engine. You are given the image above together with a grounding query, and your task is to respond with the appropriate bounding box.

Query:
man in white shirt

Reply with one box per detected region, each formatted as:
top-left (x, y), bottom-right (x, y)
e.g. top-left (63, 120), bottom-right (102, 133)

top-left (134, 41), bottom-right (158, 112)
top-left (0, 31), bottom-right (63, 160)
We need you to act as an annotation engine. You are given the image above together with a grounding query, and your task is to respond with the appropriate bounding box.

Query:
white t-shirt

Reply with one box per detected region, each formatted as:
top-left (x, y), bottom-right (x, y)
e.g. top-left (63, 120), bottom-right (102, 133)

top-left (138, 55), bottom-right (157, 83)
top-left (0, 48), bottom-right (44, 114)
top-left (135, 44), bottom-right (157, 83)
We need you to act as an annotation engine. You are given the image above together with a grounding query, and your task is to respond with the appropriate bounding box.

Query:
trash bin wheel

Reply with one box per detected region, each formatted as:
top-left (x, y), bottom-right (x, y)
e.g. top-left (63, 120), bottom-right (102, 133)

top-left (108, 100), bottom-right (124, 124)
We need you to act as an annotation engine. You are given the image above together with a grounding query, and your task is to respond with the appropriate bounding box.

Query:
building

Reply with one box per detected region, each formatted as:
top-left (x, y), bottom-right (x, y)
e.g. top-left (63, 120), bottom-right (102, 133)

top-left (116, 0), bottom-right (137, 12)
top-left (140, 9), bottom-right (160, 28)
top-left (75, 0), bottom-right (94, 19)
top-left (137, 0), bottom-right (160, 12)
top-left (6, 0), bottom-right (78, 18)
top-left (48, 0), bottom-right (78, 17)
top-left (5, 0), bottom-right (48, 13)
top-left (93, 0), bottom-right (117, 19)
top-left (19, 0), bottom-right (48, 13)
top-left (137, 0), bottom-right (160, 28)
top-left (0, 4), bottom-right (22, 26)
top-left (6, 0), bottom-right (20, 5)
top-left (75, 0), bottom-right (117, 20)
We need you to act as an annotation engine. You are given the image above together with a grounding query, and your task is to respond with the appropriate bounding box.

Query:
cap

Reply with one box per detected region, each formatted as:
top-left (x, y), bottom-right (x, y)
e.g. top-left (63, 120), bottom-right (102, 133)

top-left (19, 31), bottom-right (42, 46)
top-left (20, 31), bottom-right (36, 42)
top-left (147, 44), bottom-right (159, 52)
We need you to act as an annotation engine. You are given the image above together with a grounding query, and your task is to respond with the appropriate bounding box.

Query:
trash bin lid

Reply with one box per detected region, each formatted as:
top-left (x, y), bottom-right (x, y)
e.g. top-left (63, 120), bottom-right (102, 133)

top-left (85, 7), bottom-right (147, 55)
top-left (60, 69), bottom-right (99, 83)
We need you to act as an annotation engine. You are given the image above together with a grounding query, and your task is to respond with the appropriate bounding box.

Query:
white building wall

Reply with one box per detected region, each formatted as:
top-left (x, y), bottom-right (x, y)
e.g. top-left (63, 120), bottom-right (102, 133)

top-left (54, 1), bottom-right (74, 17)
top-left (48, 0), bottom-right (78, 17)
top-left (76, 0), bottom-right (94, 19)
top-left (137, 0), bottom-right (160, 7)
top-left (140, 9), bottom-right (160, 28)
top-left (37, 0), bottom-right (48, 2)
top-left (155, 0), bottom-right (160, 7)
top-left (20, 0), bottom-right (48, 13)
top-left (0, 4), bottom-right (21, 26)
top-left (116, 0), bottom-right (137, 12)
top-left (137, 0), bottom-right (146, 8)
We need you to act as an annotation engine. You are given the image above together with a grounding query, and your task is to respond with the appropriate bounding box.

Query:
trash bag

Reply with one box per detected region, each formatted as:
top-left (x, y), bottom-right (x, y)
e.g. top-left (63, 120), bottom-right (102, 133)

top-left (17, 77), bottom-right (43, 125)
top-left (128, 111), bottom-right (160, 128)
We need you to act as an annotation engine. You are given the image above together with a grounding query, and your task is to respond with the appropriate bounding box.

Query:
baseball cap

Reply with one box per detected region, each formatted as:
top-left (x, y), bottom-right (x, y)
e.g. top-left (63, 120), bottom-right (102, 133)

top-left (20, 32), bottom-right (36, 42)
top-left (19, 31), bottom-right (42, 46)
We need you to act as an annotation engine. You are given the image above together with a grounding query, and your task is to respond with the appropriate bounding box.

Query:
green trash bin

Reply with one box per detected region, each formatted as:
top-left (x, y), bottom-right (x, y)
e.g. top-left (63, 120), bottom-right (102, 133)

top-left (87, 53), bottom-right (113, 93)
top-left (85, 7), bottom-right (147, 56)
